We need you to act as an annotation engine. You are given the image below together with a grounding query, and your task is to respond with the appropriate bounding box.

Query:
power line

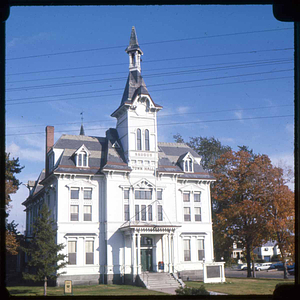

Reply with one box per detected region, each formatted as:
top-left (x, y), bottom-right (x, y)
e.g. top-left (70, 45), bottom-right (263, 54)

top-left (6, 104), bottom-right (293, 130)
top-left (6, 47), bottom-right (293, 77)
top-left (6, 75), bottom-right (294, 106)
top-left (6, 58), bottom-right (293, 84)
top-left (5, 115), bottom-right (293, 137)
top-left (6, 68), bottom-right (293, 97)
top-left (6, 27), bottom-right (293, 61)
top-left (6, 59), bottom-right (293, 91)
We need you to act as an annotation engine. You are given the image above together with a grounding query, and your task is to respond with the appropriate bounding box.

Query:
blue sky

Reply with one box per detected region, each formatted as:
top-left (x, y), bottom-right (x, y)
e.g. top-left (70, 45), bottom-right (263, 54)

top-left (5, 5), bottom-right (294, 232)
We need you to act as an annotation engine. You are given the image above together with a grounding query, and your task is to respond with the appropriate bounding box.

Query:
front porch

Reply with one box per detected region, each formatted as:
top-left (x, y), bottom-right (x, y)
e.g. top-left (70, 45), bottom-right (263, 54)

top-left (120, 224), bottom-right (181, 277)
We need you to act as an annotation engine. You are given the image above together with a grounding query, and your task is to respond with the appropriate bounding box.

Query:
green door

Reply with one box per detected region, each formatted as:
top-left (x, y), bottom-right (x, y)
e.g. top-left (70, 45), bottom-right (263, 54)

top-left (141, 249), bottom-right (152, 271)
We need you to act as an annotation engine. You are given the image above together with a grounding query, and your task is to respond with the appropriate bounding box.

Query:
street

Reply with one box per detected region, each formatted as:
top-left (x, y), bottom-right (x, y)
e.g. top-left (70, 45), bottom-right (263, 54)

top-left (225, 268), bottom-right (295, 280)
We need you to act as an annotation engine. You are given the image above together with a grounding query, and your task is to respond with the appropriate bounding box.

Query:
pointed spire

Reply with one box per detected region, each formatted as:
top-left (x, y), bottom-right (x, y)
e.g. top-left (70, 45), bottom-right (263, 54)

top-left (125, 27), bottom-right (143, 72)
top-left (79, 112), bottom-right (85, 135)
top-left (125, 26), bottom-right (142, 53)
top-left (80, 124), bottom-right (85, 136)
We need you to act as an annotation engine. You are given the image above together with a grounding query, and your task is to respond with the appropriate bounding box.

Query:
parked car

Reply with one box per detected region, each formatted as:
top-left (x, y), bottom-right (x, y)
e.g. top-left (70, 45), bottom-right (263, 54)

top-left (288, 268), bottom-right (294, 275)
top-left (238, 263), bottom-right (259, 270)
top-left (269, 262), bottom-right (284, 270)
top-left (255, 263), bottom-right (273, 271)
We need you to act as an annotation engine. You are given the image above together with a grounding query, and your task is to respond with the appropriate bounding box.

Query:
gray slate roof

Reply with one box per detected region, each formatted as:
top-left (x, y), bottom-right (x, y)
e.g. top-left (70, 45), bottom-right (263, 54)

top-left (158, 142), bottom-right (214, 179)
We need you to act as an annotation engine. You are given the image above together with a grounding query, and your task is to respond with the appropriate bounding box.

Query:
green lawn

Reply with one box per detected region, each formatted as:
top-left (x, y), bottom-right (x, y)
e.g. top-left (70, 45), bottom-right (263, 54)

top-left (185, 278), bottom-right (295, 295)
top-left (7, 278), bottom-right (295, 296)
top-left (7, 284), bottom-right (167, 296)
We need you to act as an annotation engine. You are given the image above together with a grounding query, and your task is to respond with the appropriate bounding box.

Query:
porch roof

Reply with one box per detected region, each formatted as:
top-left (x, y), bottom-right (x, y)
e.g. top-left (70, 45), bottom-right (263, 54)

top-left (119, 223), bottom-right (181, 233)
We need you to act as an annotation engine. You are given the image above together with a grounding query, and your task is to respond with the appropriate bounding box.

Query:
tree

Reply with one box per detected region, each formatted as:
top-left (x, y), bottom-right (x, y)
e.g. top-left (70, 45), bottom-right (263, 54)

top-left (5, 153), bottom-right (24, 210)
top-left (173, 134), bottom-right (232, 261)
top-left (4, 153), bottom-right (24, 254)
top-left (173, 134), bottom-right (231, 171)
top-left (22, 203), bottom-right (67, 296)
top-left (264, 167), bottom-right (295, 279)
top-left (212, 150), bottom-right (275, 277)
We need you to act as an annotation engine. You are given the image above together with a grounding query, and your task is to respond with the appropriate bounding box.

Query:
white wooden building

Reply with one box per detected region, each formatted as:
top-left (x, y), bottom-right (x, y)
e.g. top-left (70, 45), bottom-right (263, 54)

top-left (23, 27), bottom-right (216, 286)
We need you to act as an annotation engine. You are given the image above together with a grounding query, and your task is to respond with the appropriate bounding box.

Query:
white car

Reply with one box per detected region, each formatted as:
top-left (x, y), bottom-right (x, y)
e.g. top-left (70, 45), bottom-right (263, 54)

top-left (255, 263), bottom-right (273, 271)
top-left (238, 263), bottom-right (259, 270)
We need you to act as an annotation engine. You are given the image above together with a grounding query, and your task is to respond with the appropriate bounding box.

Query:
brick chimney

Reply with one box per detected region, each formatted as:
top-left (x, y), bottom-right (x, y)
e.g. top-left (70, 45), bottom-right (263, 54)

top-left (45, 126), bottom-right (54, 175)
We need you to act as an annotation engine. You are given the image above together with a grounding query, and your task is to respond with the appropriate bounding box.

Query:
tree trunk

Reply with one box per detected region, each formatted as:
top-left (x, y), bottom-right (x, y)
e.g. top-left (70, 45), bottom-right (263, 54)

top-left (252, 259), bottom-right (256, 278)
top-left (283, 259), bottom-right (288, 279)
top-left (44, 276), bottom-right (47, 296)
top-left (246, 242), bottom-right (251, 278)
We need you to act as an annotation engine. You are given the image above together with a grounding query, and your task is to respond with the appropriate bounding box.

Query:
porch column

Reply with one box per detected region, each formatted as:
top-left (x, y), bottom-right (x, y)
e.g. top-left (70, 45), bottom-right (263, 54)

top-left (161, 234), bottom-right (165, 272)
top-left (171, 233), bottom-right (175, 273)
top-left (131, 230), bottom-right (136, 276)
top-left (137, 231), bottom-right (141, 274)
top-left (168, 233), bottom-right (171, 273)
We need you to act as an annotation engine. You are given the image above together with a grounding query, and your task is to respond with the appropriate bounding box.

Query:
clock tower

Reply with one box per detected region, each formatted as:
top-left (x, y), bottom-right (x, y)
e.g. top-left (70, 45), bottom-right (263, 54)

top-left (111, 27), bottom-right (162, 171)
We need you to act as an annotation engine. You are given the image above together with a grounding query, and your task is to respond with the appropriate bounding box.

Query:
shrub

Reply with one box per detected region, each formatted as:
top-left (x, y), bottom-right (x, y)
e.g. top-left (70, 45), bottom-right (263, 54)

top-left (175, 286), bottom-right (209, 295)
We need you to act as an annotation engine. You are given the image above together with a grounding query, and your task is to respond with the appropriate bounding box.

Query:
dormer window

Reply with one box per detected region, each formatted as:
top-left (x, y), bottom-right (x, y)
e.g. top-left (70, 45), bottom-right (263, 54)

top-left (78, 152), bottom-right (88, 167)
top-left (183, 157), bottom-right (193, 172)
top-left (75, 144), bottom-right (90, 168)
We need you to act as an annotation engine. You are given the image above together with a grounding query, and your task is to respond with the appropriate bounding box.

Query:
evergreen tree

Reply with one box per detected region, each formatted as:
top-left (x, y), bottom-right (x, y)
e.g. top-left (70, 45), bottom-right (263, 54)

top-left (22, 203), bottom-right (67, 295)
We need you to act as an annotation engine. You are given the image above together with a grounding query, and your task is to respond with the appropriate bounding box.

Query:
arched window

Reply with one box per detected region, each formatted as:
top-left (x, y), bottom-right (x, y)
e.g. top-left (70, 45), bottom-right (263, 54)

top-left (189, 159), bottom-right (193, 172)
top-left (131, 53), bottom-right (135, 65)
top-left (137, 128), bottom-right (142, 150)
top-left (145, 129), bottom-right (150, 151)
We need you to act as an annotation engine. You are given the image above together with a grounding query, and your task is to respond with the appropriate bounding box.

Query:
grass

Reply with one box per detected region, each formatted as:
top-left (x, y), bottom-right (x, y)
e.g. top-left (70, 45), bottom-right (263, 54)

top-left (185, 278), bottom-right (295, 295)
top-left (7, 278), bottom-right (295, 296)
top-left (7, 284), bottom-right (167, 296)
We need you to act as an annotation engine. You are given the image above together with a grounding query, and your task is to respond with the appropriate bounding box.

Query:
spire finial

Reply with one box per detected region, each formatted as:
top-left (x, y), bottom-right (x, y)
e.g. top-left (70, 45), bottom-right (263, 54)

top-left (80, 112), bottom-right (85, 135)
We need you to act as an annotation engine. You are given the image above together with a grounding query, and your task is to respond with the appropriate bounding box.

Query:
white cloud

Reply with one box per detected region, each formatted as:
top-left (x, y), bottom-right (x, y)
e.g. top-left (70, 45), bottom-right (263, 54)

top-left (6, 142), bottom-right (44, 162)
top-left (234, 110), bottom-right (243, 122)
top-left (220, 137), bottom-right (234, 143)
top-left (286, 123), bottom-right (294, 134)
top-left (176, 106), bottom-right (190, 114)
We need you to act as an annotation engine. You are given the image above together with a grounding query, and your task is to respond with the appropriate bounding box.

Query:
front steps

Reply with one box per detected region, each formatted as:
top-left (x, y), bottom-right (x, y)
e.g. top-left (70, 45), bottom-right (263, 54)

top-left (138, 272), bottom-right (183, 291)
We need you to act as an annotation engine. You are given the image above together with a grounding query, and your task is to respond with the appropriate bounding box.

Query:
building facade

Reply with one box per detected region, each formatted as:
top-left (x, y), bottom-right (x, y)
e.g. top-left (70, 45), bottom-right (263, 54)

top-left (23, 27), bottom-right (215, 286)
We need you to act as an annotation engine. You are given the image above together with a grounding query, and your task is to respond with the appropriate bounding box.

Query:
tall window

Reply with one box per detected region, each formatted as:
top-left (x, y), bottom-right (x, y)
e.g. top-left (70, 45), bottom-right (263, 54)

top-left (84, 188), bottom-right (92, 200)
top-left (183, 192), bottom-right (190, 202)
top-left (84, 205), bottom-right (92, 221)
top-left (135, 205), bottom-right (139, 221)
top-left (195, 207), bottom-right (201, 222)
top-left (135, 190), bottom-right (152, 200)
top-left (197, 239), bottom-right (205, 261)
top-left (194, 192), bottom-right (201, 202)
top-left (71, 188), bottom-right (79, 200)
top-left (137, 129), bottom-right (142, 150)
top-left (141, 205), bottom-right (146, 221)
top-left (70, 205), bottom-right (79, 221)
top-left (184, 207), bottom-right (191, 221)
top-left (68, 241), bottom-right (77, 265)
top-left (124, 189), bottom-right (129, 199)
top-left (145, 129), bottom-right (150, 151)
top-left (148, 205), bottom-right (152, 221)
top-left (85, 240), bottom-right (94, 264)
top-left (157, 190), bottom-right (162, 200)
top-left (158, 205), bottom-right (163, 221)
top-left (183, 239), bottom-right (191, 261)
top-left (124, 204), bottom-right (130, 221)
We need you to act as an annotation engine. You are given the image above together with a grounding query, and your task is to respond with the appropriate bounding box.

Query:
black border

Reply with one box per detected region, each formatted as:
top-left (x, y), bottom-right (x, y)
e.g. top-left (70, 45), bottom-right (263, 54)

top-left (0, 1), bottom-right (299, 299)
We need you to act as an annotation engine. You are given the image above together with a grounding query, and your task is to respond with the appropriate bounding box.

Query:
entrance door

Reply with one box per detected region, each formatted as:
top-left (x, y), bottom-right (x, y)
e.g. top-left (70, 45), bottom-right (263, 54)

top-left (141, 249), bottom-right (152, 272)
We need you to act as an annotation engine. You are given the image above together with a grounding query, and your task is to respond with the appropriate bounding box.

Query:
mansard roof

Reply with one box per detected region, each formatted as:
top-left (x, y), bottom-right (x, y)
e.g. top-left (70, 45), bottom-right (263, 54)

top-left (157, 142), bottom-right (214, 180)
top-left (111, 70), bottom-right (162, 117)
